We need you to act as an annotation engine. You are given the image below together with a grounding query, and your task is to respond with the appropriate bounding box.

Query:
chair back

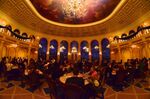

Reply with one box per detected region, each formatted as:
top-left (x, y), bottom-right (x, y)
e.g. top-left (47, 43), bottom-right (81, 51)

top-left (44, 74), bottom-right (57, 99)
top-left (64, 84), bottom-right (86, 99)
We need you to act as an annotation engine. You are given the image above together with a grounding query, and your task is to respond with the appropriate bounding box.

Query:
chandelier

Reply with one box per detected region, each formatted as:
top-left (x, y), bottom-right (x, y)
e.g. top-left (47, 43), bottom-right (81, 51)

top-left (62, 0), bottom-right (87, 19)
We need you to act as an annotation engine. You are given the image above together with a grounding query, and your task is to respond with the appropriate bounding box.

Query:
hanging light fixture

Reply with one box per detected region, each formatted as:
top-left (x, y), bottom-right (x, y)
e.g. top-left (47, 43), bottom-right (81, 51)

top-left (62, 0), bottom-right (87, 19)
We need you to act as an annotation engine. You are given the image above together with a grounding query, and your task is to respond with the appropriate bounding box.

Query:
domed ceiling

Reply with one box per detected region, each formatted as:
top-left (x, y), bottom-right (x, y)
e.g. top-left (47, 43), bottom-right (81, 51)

top-left (0, 0), bottom-right (150, 37)
top-left (30, 0), bottom-right (121, 24)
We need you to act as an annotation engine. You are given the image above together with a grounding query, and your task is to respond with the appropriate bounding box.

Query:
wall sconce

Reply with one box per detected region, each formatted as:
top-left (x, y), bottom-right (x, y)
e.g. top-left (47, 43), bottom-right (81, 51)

top-left (109, 37), bottom-right (113, 42)
top-left (68, 52), bottom-right (71, 55)
top-left (47, 51), bottom-right (49, 55)
top-left (36, 36), bottom-right (40, 40)
top-left (34, 51), bottom-right (38, 54)
top-left (7, 44), bottom-right (18, 48)
top-left (78, 53), bottom-right (81, 55)
top-left (89, 52), bottom-right (91, 55)
top-left (143, 22), bottom-right (148, 26)
top-left (99, 52), bottom-right (102, 55)
top-left (131, 44), bottom-right (140, 48)
top-left (0, 28), bottom-right (4, 33)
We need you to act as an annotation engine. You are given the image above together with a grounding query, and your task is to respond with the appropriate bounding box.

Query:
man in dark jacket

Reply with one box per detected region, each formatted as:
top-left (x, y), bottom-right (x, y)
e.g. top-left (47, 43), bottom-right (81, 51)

top-left (66, 69), bottom-right (84, 87)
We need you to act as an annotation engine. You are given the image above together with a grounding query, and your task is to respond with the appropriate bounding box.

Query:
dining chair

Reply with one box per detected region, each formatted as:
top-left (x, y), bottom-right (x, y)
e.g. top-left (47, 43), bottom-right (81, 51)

top-left (63, 84), bottom-right (86, 99)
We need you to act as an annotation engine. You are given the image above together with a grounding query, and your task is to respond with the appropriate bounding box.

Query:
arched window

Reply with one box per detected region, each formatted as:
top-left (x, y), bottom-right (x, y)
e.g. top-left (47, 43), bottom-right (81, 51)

top-left (101, 38), bottom-right (110, 64)
top-left (13, 29), bottom-right (20, 35)
top-left (60, 40), bottom-right (68, 63)
top-left (81, 41), bottom-right (89, 61)
top-left (38, 38), bottom-right (48, 61)
top-left (91, 40), bottom-right (99, 62)
top-left (71, 41), bottom-right (78, 61)
top-left (49, 39), bottom-right (58, 61)
top-left (6, 25), bottom-right (12, 36)
top-left (22, 33), bottom-right (28, 38)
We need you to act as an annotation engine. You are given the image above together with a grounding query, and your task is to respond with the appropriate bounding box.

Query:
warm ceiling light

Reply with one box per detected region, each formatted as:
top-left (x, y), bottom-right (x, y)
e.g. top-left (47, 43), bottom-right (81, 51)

top-left (36, 36), bottom-right (40, 40)
top-left (131, 45), bottom-right (136, 48)
top-left (7, 44), bottom-right (18, 48)
top-left (0, 18), bottom-right (6, 25)
top-left (143, 22), bottom-right (148, 26)
top-left (109, 37), bottom-right (113, 41)
top-left (111, 51), bottom-right (114, 54)
top-left (131, 45), bottom-right (139, 48)
top-left (34, 51), bottom-right (38, 54)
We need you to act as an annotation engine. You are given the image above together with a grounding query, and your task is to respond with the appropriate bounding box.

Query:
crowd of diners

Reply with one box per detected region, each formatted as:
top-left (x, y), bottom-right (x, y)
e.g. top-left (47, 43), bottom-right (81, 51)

top-left (0, 56), bottom-right (150, 99)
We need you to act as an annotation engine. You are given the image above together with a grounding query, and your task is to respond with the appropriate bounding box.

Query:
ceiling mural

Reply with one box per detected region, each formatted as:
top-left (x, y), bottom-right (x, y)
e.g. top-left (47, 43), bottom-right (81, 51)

top-left (1, 0), bottom-right (150, 37)
top-left (30, 0), bottom-right (121, 24)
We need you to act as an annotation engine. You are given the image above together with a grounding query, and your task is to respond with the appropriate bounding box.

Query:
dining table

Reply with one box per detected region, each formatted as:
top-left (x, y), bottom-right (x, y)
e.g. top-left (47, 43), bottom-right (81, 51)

top-left (59, 72), bottom-right (99, 87)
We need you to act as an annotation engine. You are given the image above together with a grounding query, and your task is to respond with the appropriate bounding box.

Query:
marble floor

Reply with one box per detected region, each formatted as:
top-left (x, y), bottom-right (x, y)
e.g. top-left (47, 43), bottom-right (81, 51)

top-left (0, 77), bottom-right (150, 99)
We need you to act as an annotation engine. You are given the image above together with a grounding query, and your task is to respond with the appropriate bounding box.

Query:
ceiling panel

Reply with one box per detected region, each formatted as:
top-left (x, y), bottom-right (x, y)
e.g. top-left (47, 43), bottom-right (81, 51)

top-left (0, 0), bottom-right (150, 37)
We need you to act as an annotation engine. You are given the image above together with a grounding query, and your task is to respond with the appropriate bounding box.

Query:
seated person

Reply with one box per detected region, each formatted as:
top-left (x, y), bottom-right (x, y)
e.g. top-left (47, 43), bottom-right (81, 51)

top-left (66, 69), bottom-right (84, 87)
top-left (90, 67), bottom-right (99, 79)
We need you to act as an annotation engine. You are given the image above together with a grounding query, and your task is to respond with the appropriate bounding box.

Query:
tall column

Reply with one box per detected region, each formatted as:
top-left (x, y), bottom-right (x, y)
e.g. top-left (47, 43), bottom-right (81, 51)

top-left (142, 37), bottom-right (149, 58)
top-left (57, 40), bottom-right (60, 62)
top-left (131, 47), bottom-right (133, 58)
top-left (35, 48), bottom-right (38, 60)
top-left (68, 41), bottom-right (71, 61)
top-left (99, 44), bottom-right (102, 65)
top-left (144, 42), bottom-right (149, 58)
top-left (15, 42), bottom-right (19, 57)
top-left (0, 41), bottom-right (4, 59)
top-left (47, 40), bottom-right (50, 60)
top-left (139, 45), bottom-right (143, 58)
top-left (88, 41), bottom-right (91, 62)
top-left (117, 44), bottom-right (121, 61)
top-left (15, 47), bottom-right (19, 57)
top-left (78, 41), bottom-right (81, 61)
top-left (27, 44), bottom-right (31, 64)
